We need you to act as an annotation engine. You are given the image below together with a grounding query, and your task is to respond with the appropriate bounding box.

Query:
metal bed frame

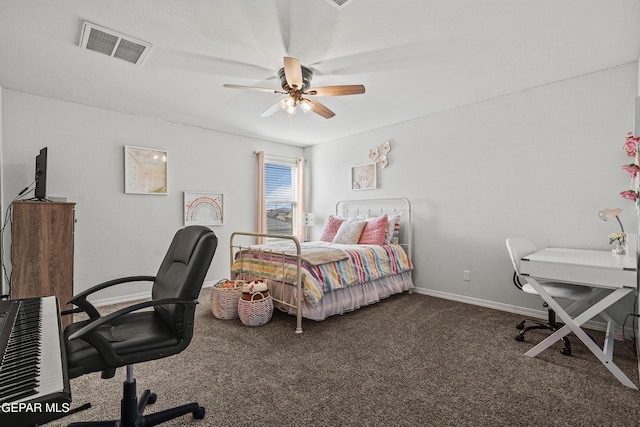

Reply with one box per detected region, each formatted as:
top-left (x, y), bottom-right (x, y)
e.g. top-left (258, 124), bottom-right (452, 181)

top-left (229, 197), bottom-right (413, 334)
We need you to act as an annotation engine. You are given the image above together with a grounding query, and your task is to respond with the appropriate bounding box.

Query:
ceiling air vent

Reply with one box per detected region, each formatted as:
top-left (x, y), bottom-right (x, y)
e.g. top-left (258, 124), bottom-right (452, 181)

top-left (326, 0), bottom-right (354, 9)
top-left (79, 22), bottom-right (152, 65)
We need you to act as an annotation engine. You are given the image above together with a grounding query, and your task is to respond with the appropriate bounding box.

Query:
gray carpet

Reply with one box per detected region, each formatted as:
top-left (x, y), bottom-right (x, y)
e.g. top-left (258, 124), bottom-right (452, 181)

top-left (47, 289), bottom-right (640, 426)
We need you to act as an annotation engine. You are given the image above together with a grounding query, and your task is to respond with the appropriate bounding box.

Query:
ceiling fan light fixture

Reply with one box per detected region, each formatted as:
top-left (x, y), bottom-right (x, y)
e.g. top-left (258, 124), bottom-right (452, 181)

top-left (281, 97), bottom-right (298, 116)
top-left (283, 96), bottom-right (296, 108)
top-left (285, 107), bottom-right (297, 117)
top-left (299, 98), bottom-right (314, 114)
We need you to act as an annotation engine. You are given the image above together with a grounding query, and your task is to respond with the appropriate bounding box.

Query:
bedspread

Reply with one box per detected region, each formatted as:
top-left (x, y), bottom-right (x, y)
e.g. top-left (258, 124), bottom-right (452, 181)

top-left (231, 241), bottom-right (413, 306)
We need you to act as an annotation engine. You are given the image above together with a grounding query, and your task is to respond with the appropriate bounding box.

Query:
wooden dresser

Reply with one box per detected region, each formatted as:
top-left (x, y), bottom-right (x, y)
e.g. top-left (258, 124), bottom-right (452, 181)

top-left (11, 201), bottom-right (75, 327)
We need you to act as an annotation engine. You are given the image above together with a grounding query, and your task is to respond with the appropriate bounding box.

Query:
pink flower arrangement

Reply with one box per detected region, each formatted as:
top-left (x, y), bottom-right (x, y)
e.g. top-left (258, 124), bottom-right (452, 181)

top-left (623, 132), bottom-right (640, 157)
top-left (620, 132), bottom-right (640, 203)
top-left (622, 163), bottom-right (640, 178)
top-left (620, 190), bottom-right (639, 201)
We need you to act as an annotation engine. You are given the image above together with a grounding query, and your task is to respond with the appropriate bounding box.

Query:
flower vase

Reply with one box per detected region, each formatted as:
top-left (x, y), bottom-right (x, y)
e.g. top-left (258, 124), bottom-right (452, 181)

top-left (613, 242), bottom-right (627, 255)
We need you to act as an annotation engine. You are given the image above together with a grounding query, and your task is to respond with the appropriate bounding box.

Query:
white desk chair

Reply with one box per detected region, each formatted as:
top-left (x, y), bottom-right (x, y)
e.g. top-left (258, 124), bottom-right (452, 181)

top-left (506, 238), bottom-right (594, 355)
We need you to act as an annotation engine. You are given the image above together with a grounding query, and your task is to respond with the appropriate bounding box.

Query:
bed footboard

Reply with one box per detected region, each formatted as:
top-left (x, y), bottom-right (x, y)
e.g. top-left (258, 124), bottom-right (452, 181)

top-left (230, 232), bottom-right (303, 333)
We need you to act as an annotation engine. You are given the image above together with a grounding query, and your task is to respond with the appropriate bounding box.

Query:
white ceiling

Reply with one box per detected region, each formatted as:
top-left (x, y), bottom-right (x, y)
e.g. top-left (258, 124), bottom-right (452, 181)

top-left (1, 0), bottom-right (639, 146)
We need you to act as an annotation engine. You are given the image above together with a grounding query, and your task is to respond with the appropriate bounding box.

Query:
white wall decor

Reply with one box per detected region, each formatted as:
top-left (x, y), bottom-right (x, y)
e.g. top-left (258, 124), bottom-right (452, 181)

top-left (351, 163), bottom-right (377, 190)
top-left (184, 191), bottom-right (224, 226)
top-left (124, 146), bottom-right (168, 195)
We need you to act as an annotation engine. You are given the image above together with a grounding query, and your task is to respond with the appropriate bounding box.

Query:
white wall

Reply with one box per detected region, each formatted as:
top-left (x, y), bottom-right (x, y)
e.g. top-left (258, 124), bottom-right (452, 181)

top-left (2, 63), bottom-right (637, 321)
top-left (307, 63), bottom-right (639, 323)
top-left (1, 89), bottom-right (303, 303)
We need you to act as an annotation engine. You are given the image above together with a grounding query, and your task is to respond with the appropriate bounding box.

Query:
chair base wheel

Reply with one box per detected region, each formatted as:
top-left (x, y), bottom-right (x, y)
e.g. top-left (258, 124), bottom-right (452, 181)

top-left (194, 406), bottom-right (206, 419)
top-left (68, 371), bottom-right (205, 427)
top-left (515, 321), bottom-right (525, 330)
top-left (515, 333), bottom-right (525, 342)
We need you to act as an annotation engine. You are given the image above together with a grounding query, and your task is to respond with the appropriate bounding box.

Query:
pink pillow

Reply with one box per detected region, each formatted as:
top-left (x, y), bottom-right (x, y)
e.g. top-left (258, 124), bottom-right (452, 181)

top-left (358, 215), bottom-right (389, 245)
top-left (319, 215), bottom-right (346, 242)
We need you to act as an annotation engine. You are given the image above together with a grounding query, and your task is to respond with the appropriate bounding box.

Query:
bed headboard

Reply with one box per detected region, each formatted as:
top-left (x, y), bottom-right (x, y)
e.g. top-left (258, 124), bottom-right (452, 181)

top-left (335, 197), bottom-right (412, 259)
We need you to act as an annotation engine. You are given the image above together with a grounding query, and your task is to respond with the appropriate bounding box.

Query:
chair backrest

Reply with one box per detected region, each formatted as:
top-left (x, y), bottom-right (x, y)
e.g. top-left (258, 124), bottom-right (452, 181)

top-left (152, 226), bottom-right (218, 336)
top-left (505, 237), bottom-right (537, 277)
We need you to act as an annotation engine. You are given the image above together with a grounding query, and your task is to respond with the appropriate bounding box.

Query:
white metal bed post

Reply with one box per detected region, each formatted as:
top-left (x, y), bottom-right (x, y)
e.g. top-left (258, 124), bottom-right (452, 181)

top-left (230, 231), bottom-right (303, 333)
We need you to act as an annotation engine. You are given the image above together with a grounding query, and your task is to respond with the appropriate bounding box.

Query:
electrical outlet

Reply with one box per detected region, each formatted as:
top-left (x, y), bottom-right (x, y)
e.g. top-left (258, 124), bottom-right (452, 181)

top-left (463, 270), bottom-right (470, 281)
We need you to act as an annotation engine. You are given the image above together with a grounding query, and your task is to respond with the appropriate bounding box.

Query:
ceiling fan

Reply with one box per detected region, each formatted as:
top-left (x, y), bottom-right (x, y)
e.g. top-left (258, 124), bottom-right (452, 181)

top-left (223, 57), bottom-right (365, 119)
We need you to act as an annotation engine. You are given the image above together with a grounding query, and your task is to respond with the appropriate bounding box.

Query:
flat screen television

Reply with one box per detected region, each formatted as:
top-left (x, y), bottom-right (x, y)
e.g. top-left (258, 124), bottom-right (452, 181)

top-left (34, 147), bottom-right (48, 201)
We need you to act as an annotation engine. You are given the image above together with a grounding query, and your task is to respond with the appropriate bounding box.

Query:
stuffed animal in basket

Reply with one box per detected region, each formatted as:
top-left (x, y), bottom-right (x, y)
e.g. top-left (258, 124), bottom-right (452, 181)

top-left (241, 281), bottom-right (269, 300)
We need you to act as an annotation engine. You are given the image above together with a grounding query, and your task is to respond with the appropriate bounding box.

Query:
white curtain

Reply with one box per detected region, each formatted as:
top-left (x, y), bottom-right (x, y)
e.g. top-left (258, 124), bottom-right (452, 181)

top-left (256, 151), bottom-right (267, 244)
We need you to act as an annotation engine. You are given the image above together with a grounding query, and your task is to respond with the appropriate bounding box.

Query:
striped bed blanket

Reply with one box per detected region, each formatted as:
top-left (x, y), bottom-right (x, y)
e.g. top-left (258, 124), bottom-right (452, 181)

top-left (231, 241), bottom-right (413, 306)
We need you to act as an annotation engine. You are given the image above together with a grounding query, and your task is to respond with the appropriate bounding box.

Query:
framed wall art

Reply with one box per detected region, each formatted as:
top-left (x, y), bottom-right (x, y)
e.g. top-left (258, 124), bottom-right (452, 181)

top-left (124, 146), bottom-right (168, 195)
top-left (184, 191), bottom-right (224, 226)
top-left (351, 163), bottom-right (377, 190)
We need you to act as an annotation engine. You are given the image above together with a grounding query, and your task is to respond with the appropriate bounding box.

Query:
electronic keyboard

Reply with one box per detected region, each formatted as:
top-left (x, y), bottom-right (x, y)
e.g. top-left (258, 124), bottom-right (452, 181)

top-left (0, 296), bottom-right (71, 426)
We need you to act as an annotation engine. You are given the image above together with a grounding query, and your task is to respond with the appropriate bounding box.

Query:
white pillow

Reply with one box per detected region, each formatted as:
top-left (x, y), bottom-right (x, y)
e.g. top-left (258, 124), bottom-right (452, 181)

top-left (385, 214), bottom-right (401, 244)
top-left (350, 213), bottom-right (368, 221)
top-left (332, 220), bottom-right (367, 244)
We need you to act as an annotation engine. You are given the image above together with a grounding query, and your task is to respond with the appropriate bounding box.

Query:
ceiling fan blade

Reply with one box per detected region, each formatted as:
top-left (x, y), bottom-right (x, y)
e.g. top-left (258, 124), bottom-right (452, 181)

top-left (223, 84), bottom-right (286, 94)
top-left (306, 98), bottom-right (335, 119)
top-left (283, 56), bottom-right (302, 89)
top-left (307, 85), bottom-right (366, 96)
top-left (260, 99), bottom-right (285, 117)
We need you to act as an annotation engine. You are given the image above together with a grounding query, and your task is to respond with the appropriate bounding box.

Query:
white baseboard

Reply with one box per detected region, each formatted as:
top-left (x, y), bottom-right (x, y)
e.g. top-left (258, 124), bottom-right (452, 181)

top-left (88, 291), bottom-right (151, 307)
top-left (86, 282), bottom-right (623, 335)
top-left (412, 286), bottom-right (613, 333)
top-left (87, 280), bottom-right (218, 307)
top-left (202, 280), bottom-right (216, 289)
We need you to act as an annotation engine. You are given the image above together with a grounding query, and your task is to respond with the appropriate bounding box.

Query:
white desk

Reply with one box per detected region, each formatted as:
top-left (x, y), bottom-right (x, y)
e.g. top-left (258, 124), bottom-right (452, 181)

top-left (520, 248), bottom-right (638, 389)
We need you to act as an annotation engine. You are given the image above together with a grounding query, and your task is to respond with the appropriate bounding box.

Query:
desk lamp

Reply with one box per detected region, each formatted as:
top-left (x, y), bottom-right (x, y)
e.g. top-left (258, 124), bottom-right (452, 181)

top-left (596, 208), bottom-right (624, 233)
top-left (597, 208), bottom-right (628, 254)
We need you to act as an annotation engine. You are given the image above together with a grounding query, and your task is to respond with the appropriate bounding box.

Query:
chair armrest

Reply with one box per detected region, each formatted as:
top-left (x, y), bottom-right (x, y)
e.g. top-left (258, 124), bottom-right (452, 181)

top-left (67, 297), bottom-right (198, 341)
top-left (67, 297), bottom-right (198, 368)
top-left (60, 307), bottom-right (87, 317)
top-left (66, 276), bottom-right (156, 320)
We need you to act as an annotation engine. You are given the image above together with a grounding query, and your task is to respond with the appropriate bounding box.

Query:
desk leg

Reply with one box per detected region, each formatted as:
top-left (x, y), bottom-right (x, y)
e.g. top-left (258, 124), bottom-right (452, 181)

top-left (523, 286), bottom-right (630, 355)
top-left (562, 287), bottom-right (604, 317)
top-left (603, 320), bottom-right (615, 363)
top-left (523, 278), bottom-right (637, 390)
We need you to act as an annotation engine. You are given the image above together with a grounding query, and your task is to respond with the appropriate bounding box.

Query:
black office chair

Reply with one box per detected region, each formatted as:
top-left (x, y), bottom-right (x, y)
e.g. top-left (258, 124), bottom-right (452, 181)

top-left (62, 225), bottom-right (218, 426)
top-left (506, 238), bottom-right (593, 356)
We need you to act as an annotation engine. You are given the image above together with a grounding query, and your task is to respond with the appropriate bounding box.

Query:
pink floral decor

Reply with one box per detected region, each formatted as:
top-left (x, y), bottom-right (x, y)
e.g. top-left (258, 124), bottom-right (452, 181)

top-left (614, 132), bottom-right (640, 254)
top-left (620, 132), bottom-right (640, 203)
top-left (623, 132), bottom-right (640, 157)
top-left (622, 164), bottom-right (640, 178)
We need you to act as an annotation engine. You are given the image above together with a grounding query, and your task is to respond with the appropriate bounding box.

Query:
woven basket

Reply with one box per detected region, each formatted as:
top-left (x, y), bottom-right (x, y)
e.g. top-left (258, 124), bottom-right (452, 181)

top-left (211, 280), bottom-right (244, 319)
top-left (238, 292), bottom-right (274, 327)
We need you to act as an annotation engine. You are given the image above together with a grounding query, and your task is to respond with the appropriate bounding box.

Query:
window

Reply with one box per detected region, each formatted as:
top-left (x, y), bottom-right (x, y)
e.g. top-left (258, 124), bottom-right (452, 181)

top-left (256, 152), bottom-right (305, 243)
top-left (265, 161), bottom-right (298, 235)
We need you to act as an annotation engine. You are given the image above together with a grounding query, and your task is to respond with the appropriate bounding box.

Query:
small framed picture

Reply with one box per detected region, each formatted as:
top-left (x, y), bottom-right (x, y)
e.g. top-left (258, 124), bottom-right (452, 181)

top-left (351, 163), bottom-right (377, 190)
top-left (184, 191), bottom-right (224, 226)
top-left (124, 146), bottom-right (168, 195)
